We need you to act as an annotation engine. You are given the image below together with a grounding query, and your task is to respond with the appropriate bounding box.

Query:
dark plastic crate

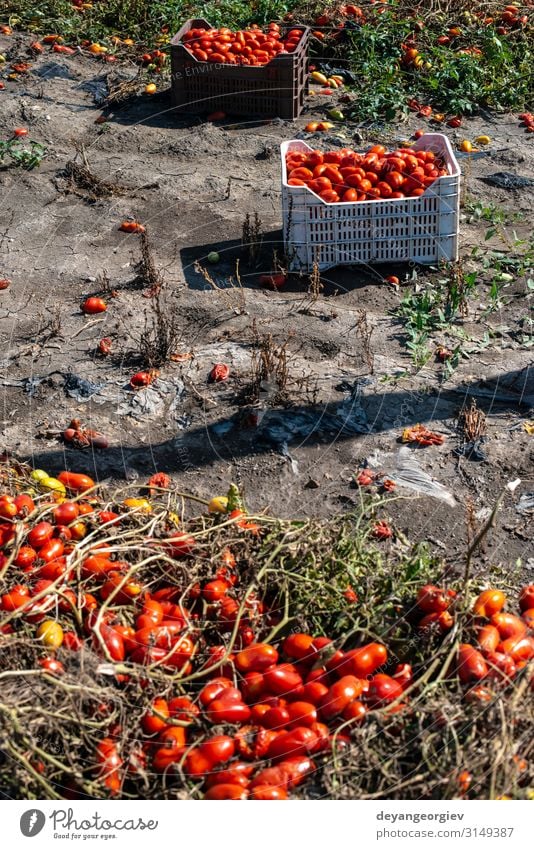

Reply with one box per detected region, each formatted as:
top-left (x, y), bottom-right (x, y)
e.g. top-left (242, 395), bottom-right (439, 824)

top-left (170, 18), bottom-right (309, 120)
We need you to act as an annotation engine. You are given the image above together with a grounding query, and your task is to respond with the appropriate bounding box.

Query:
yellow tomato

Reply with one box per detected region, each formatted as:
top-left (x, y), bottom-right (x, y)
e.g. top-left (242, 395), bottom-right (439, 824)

top-left (40, 476), bottom-right (67, 495)
top-left (459, 139), bottom-right (473, 152)
top-left (475, 134), bottom-right (491, 146)
top-left (31, 469), bottom-right (49, 483)
top-left (123, 497), bottom-right (152, 513)
top-left (70, 521), bottom-right (86, 540)
top-left (311, 71), bottom-right (328, 85)
top-left (328, 108), bottom-right (344, 121)
top-left (208, 496), bottom-right (229, 514)
top-left (145, 83), bottom-right (157, 95)
top-left (36, 620), bottom-right (64, 649)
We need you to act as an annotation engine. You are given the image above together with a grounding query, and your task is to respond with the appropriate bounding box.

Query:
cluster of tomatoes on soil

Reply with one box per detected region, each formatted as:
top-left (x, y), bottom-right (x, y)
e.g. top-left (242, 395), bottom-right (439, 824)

top-left (181, 23), bottom-right (304, 66)
top-left (1, 465), bottom-right (533, 799)
top-left (285, 142), bottom-right (449, 204)
top-left (408, 583), bottom-right (534, 696)
top-left (518, 112), bottom-right (534, 133)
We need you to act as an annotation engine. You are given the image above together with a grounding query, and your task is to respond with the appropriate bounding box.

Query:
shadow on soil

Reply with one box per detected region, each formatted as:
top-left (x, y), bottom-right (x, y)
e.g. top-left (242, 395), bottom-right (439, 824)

top-left (104, 89), bottom-right (284, 132)
top-left (180, 233), bottom-right (420, 293)
top-left (25, 366), bottom-right (532, 480)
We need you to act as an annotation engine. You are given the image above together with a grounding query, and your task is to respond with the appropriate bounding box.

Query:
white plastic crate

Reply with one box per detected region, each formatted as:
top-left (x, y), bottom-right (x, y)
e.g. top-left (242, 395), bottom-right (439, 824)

top-left (281, 133), bottom-right (460, 272)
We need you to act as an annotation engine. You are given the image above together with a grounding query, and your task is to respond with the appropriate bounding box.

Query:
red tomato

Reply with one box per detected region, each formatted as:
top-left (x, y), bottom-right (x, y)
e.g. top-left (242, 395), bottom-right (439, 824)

top-left (53, 501), bottom-right (80, 524)
top-left (1, 585), bottom-right (31, 611)
top-left (308, 177), bottom-right (332, 194)
top-left (28, 521), bottom-right (54, 549)
top-left (342, 700), bottom-right (367, 722)
top-left (457, 644), bottom-right (488, 684)
top-left (491, 613), bottom-right (527, 640)
top-left (58, 471), bottom-right (95, 492)
top-left (259, 273), bottom-right (287, 290)
top-left (0, 495), bottom-right (17, 519)
top-left (183, 748), bottom-right (211, 777)
top-left (319, 675), bottom-right (365, 720)
top-left (319, 190), bottom-right (340, 203)
top-left (14, 546), bottom-right (38, 569)
top-left (303, 150), bottom-right (324, 168)
top-left (321, 165), bottom-right (343, 185)
top-left (497, 636), bottom-right (534, 662)
top-left (99, 510), bottom-right (120, 524)
top-left (366, 674), bottom-right (404, 707)
top-left (158, 725), bottom-right (186, 750)
top-left (207, 700), bottom-right (252, 725)
top-left (168, 697), bottom-right (200, 723)
top-left (97, 625), bottom-right (126, 662)
top-left (416, 584), bottom-right (453, 614)
top-left (130, 371), bottom-right (152, 388)
top-left (141, 698), bottom-right (170, 734)
top-left (38, 538), bottom-right (64, 562)
top-left (519, 586), bottom-right (534, 612)
top-left (301, 681), bottom-right (329, 705)
top-left (286, 701), bottom-right (317, 727)
top-left (288, 166), bottom-right (314, 182)
top-left (82, 554), bottom-right (114, 578)
top-left (205, 784), bottom-right (248, 800)
top-left (210, 363), bottom-right (230, 382)
top-left (263, 663), bottom-right (303, 696)
top-left (377, 182), bottom-right (393, 198)
top-left (267, 727), bottom-right (317, 760)
top-left (235, 643), bottom-right (278, 672)
top-left (63, 631), bottom-right (83, 651)
top-left (39, 657), bottom-right (64, 675)
top-left (162, 533), bottom-right (195, 557)
top-left (283, 633), bottom-right (316, 662)
top-left (202, 579), bottom-right (229, 602)
top-left (260, 706), bottom-right (290, 729)
top-left (82, 297), bottom-right (107, 314)
top-left (97, 337), bottom-right (112, 356)
top-left (200, 735), bottom-right (235, 766)
top-left (476, 624), bottom-right (500, 653)
top-left (139, 598), bottom-right (164, 626)
top-left (250, 785), bottom-right (287, 799)
top-left (204, 761), bottom-right (253, 789)
top-left (13, 494), bottom-right (34, 515)
top-left (323, 151), bottom-right (343, 164)
top-left (337, 643), bottom-right (387, 677)
top-left (485, 651), bottom-right (517, 681)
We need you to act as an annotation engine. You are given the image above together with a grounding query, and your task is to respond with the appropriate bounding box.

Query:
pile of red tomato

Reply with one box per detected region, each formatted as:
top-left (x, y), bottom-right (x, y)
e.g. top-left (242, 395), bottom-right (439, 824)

top-left (285, 142), bottom-right (449, 204)
top-left (1, 466), bottom-right (533, 800)
top-left (181, 23), bottom-right (304, 66)
top-left (519, 112), bottom-right (534, 133)
top-left (458, 587), bottom-right (534, 697)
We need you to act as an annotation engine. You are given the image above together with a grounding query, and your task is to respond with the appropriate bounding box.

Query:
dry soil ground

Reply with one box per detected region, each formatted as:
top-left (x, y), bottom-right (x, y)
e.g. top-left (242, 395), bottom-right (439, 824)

top-left (0, 35), bottom-right (533, 575)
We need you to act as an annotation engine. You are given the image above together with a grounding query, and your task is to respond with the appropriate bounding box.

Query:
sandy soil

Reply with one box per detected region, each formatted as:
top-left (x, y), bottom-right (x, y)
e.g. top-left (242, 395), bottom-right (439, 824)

top-left (1, 36), bottom-right (533, 574)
